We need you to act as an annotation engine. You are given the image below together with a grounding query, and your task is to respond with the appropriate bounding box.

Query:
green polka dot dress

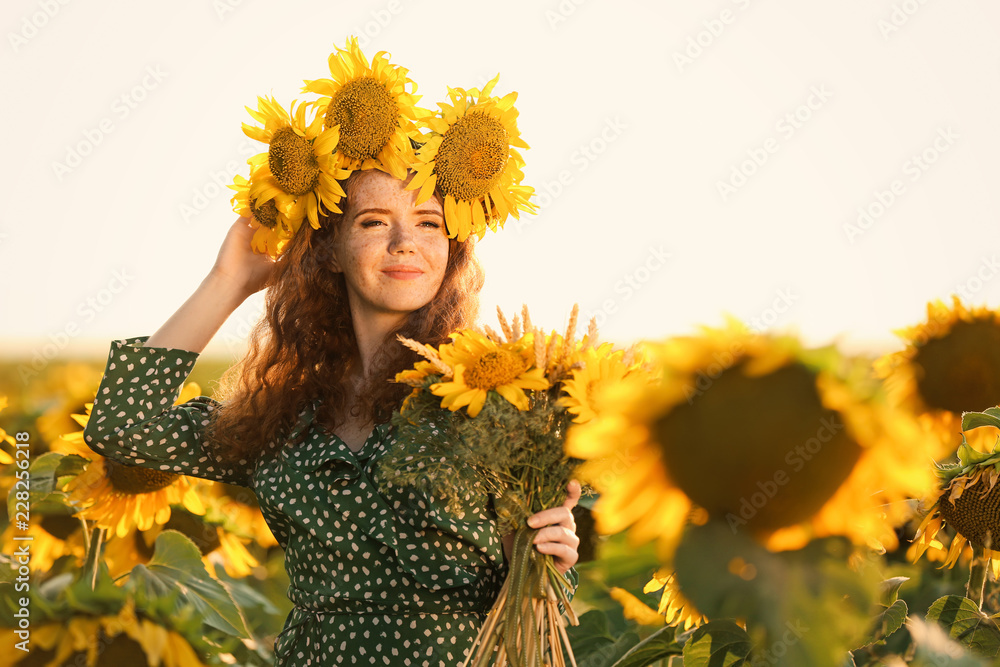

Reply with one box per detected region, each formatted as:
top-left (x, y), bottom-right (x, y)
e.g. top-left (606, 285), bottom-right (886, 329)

top-left (83, 337), bottom-right (578, 665)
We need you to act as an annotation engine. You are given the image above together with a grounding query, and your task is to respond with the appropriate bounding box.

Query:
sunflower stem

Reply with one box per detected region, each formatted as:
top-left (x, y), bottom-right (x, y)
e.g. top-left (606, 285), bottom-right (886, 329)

top-left (83, 525), bottom-right (105, 590)
top-left (79, 518), bottom-right (91, 552)
top-left (968, 544), bottom-right (988, 609)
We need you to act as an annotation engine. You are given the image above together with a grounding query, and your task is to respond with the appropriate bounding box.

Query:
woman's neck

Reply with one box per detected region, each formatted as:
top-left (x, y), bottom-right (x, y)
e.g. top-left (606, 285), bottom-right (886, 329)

top-left (350, 307), bottom-right (407, 377)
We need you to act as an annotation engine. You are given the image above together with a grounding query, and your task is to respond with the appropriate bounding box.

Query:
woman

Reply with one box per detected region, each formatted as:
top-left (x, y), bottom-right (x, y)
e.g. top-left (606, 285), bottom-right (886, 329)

top-left (82, 167), bottom-right (581, 665)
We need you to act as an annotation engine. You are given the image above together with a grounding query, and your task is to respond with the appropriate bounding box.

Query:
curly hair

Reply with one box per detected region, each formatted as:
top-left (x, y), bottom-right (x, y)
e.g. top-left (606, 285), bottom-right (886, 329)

top-left (205, 172), bottom-right (485, 463)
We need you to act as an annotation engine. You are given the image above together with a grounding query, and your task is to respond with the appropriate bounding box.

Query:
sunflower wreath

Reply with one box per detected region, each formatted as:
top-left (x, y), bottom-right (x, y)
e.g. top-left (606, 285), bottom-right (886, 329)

top-left (228, 36), bottom-right (536, 257)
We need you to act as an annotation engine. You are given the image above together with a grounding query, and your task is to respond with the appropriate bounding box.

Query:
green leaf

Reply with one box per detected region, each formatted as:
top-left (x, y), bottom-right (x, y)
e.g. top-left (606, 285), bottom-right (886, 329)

top-left (926, 595), bottom-right (1000, 658)
top-left (7, 451), bottom-right (60, 518)
top-left (567, 609), bottom-right (616, 658)
top-left (675, 521), bottom-right (877, 667)
top-left (608, 625), bottom-right (682, 667)
top-left (858, 599), bottom-right (907, 648)
top-left (125, 530), bottom-right (249, 638)
top-left (681, 620), bottom-right (752, 667)
top-left (579, 632), bottom-right (641, 667)
top-left (211, 561), bottom-right (280, 615)
top-left (878, 576), bottom-right (909, 606)
top-left (908, 617), bottom-right (992, 666)
top-left (62, 562), bottom-right (127, 617)
top-left (962, 409), bottom-right (1000, 433)
top-left (54, 453), bottom-right (90, 478)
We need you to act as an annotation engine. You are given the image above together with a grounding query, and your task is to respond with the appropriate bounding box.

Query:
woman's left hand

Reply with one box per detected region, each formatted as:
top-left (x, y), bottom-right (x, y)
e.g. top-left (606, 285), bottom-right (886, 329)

top-left (526, 480), bottom-right (582, 575)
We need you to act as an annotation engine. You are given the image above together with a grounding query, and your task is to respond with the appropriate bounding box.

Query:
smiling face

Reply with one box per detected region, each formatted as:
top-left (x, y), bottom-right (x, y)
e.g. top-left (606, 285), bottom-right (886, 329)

top-left (330, 169), bottom-right (450, 331)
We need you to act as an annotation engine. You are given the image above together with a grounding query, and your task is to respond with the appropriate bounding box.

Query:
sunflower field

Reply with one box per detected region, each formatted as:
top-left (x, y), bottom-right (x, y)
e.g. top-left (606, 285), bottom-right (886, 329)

top-left (4, 295), bottom-right (1000, 666)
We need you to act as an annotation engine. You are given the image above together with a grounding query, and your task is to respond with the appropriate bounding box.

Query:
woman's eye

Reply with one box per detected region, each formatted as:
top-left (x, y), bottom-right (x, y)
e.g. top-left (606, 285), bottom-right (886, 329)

top-left (420, 220), bottom-right (441, 228)
top-left (361, 219), bottom-right (385, 228)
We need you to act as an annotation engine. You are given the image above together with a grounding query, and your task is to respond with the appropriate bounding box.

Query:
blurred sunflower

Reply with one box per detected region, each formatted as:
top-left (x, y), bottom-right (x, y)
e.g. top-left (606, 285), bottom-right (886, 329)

top-left (566, 319), bottom-right (937, 558)
top-left (0, 396), bottom-right (14, 464)
top-left (431, 330), bottom-right (548, 417)
top-left (644, 568), bottom-right (709, 630)
top-left (204, 480), bottom-right (279, 549)
top-left (560, 342), bottom-right (648, 424)
top-left (609, 586), bottom-right (668, 627)
top-left (103, 506), bottom-right (258, 578)
top-left (31, 362), bottom-right (105, 448)
top-left (910, 420), bottom-right (1000, 580)
top-left (60, 383), bottom-right (207, 538)
top-left (242, 95), bottom-right (349, 232)
top-left (0, 509), bottom-right (87, 571)
top-left (302, 36), bottom-right (423, 180)
top-left (406, 74), bottom-right (535, 242)
top-left (875, 296), bottom-right (1000, 457)
top-left (0, 599), bottom-right (209, 667)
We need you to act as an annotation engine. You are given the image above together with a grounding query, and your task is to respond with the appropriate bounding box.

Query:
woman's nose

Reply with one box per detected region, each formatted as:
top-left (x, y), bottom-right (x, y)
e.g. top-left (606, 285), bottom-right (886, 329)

top-left (388, 226), bottom-right (416, 254)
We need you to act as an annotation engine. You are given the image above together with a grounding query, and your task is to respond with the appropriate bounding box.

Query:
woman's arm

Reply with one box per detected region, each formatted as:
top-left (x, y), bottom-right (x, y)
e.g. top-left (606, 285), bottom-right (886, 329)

top-left (146, 217), bottom-right (277, 352)
top-left (81, 217), bottom-right (279, 487)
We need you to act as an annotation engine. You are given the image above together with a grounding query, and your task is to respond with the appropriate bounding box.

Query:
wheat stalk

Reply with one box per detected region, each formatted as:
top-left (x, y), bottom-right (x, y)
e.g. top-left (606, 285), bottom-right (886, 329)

top-left (396, 335), bottom-right (452, 377)
top-left (533, 327), bottom-right (547, 370)
top-left (497, 305), bottom-right (514, 342)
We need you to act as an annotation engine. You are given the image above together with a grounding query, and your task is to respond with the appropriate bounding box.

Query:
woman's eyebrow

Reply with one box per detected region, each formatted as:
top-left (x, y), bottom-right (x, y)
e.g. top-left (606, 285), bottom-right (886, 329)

top-left (414, 209), bottom-right (443, 217)
top-left (354, 207), bottom-right (392, 217)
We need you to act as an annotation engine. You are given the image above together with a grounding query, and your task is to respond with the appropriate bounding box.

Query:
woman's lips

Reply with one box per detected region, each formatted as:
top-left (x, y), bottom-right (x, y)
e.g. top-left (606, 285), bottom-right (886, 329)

top-left (382, 265), bottom-right (424, 280)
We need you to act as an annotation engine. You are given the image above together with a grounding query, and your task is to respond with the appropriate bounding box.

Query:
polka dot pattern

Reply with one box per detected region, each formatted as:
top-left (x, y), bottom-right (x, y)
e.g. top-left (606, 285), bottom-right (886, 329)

top-left (83, 336), bottom-right (578, 665)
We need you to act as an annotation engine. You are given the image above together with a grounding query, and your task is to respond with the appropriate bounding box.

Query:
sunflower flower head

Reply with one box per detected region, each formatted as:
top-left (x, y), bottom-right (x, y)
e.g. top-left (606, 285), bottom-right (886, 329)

top-left (566, 319), bottom-right (938, 559)
top-left (428, 330), bottom-right (548, 417)
top-left (302, 36), bottom-right (423, 181)
top-left (241, 95), bottom-right (349, 238)
top-left (228, 166), bottom-right (295, 258)
top-left (559, 342), bottom-right (651, 424)
top-left (63, 383), bottom-right (207, 538)
top-left (875, 295), bottom-right (1000, 457)
top-left (910, 411), bottom-right (1000, 579)
top-left (406, 74), bottom-right (535, 242)
top-left (643, 567), bottom-right (709, 630)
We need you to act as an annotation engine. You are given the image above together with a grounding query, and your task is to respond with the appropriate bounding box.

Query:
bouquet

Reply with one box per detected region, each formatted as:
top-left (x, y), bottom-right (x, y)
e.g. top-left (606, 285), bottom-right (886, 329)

top-left (378, 305), bottom-right (646, 667)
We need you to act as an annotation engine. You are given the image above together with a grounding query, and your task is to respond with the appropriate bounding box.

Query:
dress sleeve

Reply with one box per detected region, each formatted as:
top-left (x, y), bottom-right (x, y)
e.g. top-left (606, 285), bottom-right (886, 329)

top-left (82, 336), bottom-right (255, 487)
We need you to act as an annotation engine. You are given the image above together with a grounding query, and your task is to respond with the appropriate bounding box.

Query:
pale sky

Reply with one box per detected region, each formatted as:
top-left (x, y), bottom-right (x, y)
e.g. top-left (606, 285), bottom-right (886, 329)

top-left (4, 0), bottom-right (1000, 367)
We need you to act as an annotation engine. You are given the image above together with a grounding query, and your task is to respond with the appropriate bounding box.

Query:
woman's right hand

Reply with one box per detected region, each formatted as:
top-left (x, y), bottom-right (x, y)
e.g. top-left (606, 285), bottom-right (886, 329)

top-left (209, 217), bottom-right (280, 297)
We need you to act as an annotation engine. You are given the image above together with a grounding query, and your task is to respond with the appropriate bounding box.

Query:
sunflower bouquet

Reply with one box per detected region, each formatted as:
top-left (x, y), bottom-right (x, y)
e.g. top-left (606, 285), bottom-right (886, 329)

top-left (378, 305), bottom-right (646, 667)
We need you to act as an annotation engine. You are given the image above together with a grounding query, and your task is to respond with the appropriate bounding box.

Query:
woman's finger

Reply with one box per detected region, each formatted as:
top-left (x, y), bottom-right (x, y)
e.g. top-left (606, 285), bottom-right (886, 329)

top-left (527, 506), bottom-right (575, 529)
top-left (527, 480), bottom-right (583, 528)
top-left (563, 480), bottom-right (582, 510)
top-left (532, 525), bottom-right (580, 548)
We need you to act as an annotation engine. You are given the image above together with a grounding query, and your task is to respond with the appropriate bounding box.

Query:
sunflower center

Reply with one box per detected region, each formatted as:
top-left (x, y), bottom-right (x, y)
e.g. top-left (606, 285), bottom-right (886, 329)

top-left (58, 632), bottom-right (149, 666)
top-left (914, 320), bottom-right (1000, 413)
top-left (938, 474), bottom-right (1000, 549)
top-left (434, 111), bottom-right (509, 201)
top-left (164, 507), bottom-right (221, 555)
top-left (654, 361), bottom-right (863, 534)
top-left (464, 350), bottom-right (525, 390)
top-left (249, 197), bottom-right (279, 229)
top-left (39, 513), bottom-right (80, 540)
top-left (326, 77), bottom-right (398, 159)
top-left (268, 126), bottom-right (320, 196)
top-left (105, 459), bottom-right (179, 494)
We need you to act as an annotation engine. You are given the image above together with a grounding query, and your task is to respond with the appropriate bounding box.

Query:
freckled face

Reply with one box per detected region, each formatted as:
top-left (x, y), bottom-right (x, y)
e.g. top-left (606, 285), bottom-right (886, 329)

top-left (331, 170), bottom-right (450, 325)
